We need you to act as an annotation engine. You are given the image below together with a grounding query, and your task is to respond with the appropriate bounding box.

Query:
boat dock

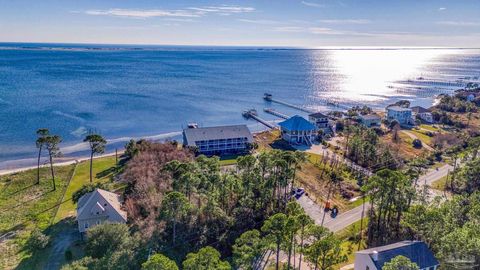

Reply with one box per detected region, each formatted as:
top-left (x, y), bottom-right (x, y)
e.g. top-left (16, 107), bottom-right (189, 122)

top-left (263, 108), bottom-right (290, 119)
top-left (263, 93), bottom-right (314, 113)
top-left (264, 93), bottom-right (350, 112)
top-left (242, 109), bottom-right (276, 129)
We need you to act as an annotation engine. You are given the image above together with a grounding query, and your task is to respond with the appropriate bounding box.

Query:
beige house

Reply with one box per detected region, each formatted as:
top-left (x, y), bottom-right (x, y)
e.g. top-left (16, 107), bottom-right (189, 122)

top-left (76, 188), bottom-right (127, 233)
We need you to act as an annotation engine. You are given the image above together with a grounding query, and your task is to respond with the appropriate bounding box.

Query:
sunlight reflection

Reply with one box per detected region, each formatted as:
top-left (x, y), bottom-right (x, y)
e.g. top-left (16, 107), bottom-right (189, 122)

top-left (310, 49), bottom-right (454, 103)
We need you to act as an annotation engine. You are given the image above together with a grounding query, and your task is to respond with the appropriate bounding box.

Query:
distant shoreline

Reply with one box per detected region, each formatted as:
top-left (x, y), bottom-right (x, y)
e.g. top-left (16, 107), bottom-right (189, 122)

top-left (1, 42), bottom-right (479, 52)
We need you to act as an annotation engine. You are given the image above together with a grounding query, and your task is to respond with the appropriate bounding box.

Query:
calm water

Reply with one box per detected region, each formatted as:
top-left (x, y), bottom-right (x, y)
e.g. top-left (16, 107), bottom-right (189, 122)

top-left (1, 43), bottom-right (479, 168)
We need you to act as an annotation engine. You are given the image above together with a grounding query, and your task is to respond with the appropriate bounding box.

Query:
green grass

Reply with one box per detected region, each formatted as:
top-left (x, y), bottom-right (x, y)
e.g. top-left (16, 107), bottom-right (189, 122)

top-left (418, 124), bottom-right (439, 132)
top-left (54, 156), bottom-right (117, 222)
top-left (335, 218), bottom-right (368, 270)
top-left (347, 196), bottom-right (370, 210)
top-left (218, 155), bottom-right (239, 166)
top-left (410, 130), bottom-right (433, 145)
top-left (0, 165), bottom-right (75, 269)
top-left (431, 174), bottom-right (448, 191)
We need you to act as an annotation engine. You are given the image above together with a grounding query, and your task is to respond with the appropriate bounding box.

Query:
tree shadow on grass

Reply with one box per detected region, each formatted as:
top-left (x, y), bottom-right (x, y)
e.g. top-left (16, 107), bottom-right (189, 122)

top-left (95, 166), bottom-right (116, 179)
top-left (15, 217), bottom-right (79, 270)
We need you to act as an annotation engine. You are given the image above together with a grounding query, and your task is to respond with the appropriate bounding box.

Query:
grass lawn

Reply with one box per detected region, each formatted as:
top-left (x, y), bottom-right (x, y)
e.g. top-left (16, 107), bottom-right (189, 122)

top-left (410, 130), bottom-right (433, 145)
top-left (418, 124), bottom-right (440, 132)
top-left (432, 174), bottom-right (448, 191)
top-left (335, 217), bottom-right (368, 270)
top-left (0, 165), bottom-right (75, 269)
top-left (54, 156), bottom-right (118, 223)
top-left (218, 155), bottom-right (239, 166)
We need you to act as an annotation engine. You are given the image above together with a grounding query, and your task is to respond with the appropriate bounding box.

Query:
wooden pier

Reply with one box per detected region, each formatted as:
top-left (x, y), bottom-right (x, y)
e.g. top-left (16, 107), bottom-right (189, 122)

top-left (263, 93), bottom-right (314, 113)
top-left (263, 108), bottom-right (290, 119)
top-left (242, 109), bottom-right (275, 129)
top-left (264, 93), bottom-right (350, 112)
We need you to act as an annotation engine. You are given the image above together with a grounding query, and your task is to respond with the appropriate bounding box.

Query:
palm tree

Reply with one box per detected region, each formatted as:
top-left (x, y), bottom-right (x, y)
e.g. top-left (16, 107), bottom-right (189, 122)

top-left (44, 135), bottom-right (62, 191)
top-left (35, 128), bottom-right (50, 185)
top-left (84, 133), bottom-right (107, 183)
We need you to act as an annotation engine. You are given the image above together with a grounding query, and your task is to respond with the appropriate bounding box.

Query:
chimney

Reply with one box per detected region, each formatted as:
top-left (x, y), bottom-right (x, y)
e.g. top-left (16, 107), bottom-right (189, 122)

top-left (372, 251), bottom-right (379, 261)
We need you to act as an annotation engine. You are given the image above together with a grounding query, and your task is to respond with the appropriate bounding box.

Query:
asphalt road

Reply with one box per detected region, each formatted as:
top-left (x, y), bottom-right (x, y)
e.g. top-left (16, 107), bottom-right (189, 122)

top-left (297, 163), bottom-right (453, 233)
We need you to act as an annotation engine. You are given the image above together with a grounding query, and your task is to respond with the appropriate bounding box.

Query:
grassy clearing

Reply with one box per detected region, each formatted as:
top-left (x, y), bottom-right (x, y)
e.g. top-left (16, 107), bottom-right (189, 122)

top-left (0, 165), bottom-right (75, 269)
top-left (218, 155), bottom-right (239, 166)
top-left (432, 174), bottom-right (448, 191)
top-left (55, 156), bottom-right (118, 222)
top-left (334, 217), bottom-right (368, 270)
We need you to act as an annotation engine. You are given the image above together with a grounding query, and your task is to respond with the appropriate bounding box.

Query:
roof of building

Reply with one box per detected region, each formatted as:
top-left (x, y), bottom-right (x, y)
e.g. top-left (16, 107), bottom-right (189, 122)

top-left (278, 115), bottom-right (316, 131)
top-left (77, 188), bottom-right (127, 222)
top-left (360, 114), bottom-right (381, 120)
top-left (387, 106), bottom-right (412, 112)
top-left (183, 125), bottom-right (253, 146)
top-left (411, 106), bottom-right (431, 113)
top-left (356, 241), bottom-right (439, 269)
top-left (309, 112), bottom-right (328, 118)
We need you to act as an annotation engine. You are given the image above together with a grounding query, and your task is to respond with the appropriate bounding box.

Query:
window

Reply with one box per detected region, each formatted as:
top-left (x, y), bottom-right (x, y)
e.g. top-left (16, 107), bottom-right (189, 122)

top-left (96, 220), bottom-right (101, 225)
top-left (84, 222), bottom-right (89, 229)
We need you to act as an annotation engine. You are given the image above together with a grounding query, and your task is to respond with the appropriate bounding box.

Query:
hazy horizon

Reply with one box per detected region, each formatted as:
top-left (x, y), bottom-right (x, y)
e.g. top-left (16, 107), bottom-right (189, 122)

top-left (1, 1), bottom-right (479, 47)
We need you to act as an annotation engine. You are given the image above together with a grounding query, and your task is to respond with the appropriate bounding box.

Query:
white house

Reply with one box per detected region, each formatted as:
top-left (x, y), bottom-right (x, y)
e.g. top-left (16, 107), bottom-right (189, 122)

top-left (76, 189), bottom-right (127, 234)
top-left (278, 115), bottom-right (317, 145)
top-left (411, 106), bottom-right (433, 123)
top-left (359, 114), bottom-right (382, 128)
top-left (386, 106), bottom-right (414, 125)
top-left (308, 112), bottom-right (330, 131)
top-left (354, 241), bottom-right (439, 270)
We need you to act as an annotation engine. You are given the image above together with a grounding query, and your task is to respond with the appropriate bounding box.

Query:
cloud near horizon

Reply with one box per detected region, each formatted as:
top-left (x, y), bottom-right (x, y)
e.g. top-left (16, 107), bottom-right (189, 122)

top-left (301, 1), bottom-right (324, 8)
top-left (84, 5), bottom-right (255, 19)
top-left (436, 21), bottom-right (480, 26)
top-left (318, 19), bottom-right (371, 24)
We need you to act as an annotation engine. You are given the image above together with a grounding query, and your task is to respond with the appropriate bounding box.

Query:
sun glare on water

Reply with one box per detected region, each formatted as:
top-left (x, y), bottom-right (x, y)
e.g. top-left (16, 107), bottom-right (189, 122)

top-left (309, 49), bottom-right (452, 104)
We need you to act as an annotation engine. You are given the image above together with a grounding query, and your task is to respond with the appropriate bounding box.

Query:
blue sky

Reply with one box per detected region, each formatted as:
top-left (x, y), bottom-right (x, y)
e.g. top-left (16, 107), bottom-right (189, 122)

top-left (0, 0), bottom-right (479, 47)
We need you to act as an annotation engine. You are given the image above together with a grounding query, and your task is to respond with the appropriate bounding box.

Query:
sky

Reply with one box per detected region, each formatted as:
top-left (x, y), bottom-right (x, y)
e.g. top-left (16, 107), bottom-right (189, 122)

top-left (0, 0), bottom-right (479, 47)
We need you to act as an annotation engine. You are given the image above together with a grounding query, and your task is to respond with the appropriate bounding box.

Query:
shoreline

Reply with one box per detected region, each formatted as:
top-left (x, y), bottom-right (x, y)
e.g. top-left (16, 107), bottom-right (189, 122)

top-left (0, 128), bottom-right (275, 176)
top-left (0, 151), bottom-right (122, 176)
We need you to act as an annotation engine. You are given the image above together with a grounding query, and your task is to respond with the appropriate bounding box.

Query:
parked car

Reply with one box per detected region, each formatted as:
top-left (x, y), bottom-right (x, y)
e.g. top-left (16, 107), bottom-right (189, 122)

top-left (292, 188), bottom-right (305, 199)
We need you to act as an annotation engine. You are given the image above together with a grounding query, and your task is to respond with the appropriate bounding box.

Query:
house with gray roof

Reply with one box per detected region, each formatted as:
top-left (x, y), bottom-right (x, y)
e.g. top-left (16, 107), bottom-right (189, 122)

top-left (354, 241), bottom-right (439, 270)
top-left (278, 115), bottom-right (317, 145)
top-left (411, 106), bottom-right (433, 123)
top-left (76, 189), bottom-right (127, 234)
top-left (182, 124), bottom-right (253, 156)
top-left (359, 114), bottom-right (382, 128)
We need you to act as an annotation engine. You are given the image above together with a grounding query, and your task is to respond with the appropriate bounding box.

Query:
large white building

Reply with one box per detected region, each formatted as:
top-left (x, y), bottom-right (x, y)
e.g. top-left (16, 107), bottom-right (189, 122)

top-left (182, 125), bottom-right (253, 156)
top-left (354, 241), bottom-right (439, 270)
top-left (386, 106), bottom-right (414, 125)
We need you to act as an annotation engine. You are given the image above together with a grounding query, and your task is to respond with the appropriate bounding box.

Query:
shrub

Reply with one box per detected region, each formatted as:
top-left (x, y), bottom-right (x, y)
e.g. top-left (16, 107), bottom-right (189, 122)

top-left (412, 139), bottom-right (423, 148)
top-left (65, 249), bottom-right (73, 261)
top-left (27, 228), bottom-right (50, 251)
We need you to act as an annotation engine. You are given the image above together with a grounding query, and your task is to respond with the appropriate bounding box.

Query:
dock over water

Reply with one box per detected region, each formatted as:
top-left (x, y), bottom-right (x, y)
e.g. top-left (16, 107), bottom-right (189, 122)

top-left (263, 93), bottom-right (314, 113)
top-left (263, 108), bottom-right (290, 119)
top-left (242, 109), bottom-right (276, 129)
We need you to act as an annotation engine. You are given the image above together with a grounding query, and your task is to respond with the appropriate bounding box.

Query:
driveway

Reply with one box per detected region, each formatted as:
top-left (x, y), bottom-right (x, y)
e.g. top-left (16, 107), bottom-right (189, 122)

top-left (44, 225), bottom-right (79, 270)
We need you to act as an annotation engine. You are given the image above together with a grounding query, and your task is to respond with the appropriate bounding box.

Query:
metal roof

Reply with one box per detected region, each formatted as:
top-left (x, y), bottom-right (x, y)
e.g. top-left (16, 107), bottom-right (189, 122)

top-left (357, 241), bottom-right (439, 269)
top-left (309, 112), bottom-right (328, 118)
top-left (278, 115), bottom-right (316, 131)
top-left (183, 125), bottom-right (253, 146)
